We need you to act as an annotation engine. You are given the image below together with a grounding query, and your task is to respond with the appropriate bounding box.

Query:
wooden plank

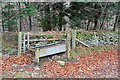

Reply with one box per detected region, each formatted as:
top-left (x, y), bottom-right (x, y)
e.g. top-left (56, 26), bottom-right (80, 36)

top-left (76, 38), bottom-right (90, 47)
top-left (24, 38), bottom-right (64, 42)
top-left (18, 32), bottom-right (22, 56)
top-left (23, 32), bottom-right (65, 36)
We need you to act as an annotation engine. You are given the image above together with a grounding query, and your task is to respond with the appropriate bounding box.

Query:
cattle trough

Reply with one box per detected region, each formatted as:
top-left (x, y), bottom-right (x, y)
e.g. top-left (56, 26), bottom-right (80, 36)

top-left (34, 43), bottom-right (66, 62)
top-left (18, 32), bottom-right (68, 62)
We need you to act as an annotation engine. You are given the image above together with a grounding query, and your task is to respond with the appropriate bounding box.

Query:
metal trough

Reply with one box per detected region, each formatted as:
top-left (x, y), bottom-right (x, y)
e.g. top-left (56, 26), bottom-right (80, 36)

top-left (35, 43), bottom-right (66, 62)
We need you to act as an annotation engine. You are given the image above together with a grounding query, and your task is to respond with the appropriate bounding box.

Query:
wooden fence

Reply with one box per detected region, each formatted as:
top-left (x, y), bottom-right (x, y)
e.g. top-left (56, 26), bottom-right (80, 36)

top-left (17, 28), bottom-right (90, 62)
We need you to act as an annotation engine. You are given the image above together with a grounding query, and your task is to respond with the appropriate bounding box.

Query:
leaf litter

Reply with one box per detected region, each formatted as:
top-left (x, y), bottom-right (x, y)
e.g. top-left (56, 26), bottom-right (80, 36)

top-left (1, 48), bottom-right (119, 78)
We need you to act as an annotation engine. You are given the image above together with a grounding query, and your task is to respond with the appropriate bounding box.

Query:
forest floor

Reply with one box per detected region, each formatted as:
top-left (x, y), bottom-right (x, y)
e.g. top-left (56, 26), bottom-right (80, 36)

top-left (1, 46), bottom-right (119, 78)
top-left (1, 32), bottom-right (119, 78)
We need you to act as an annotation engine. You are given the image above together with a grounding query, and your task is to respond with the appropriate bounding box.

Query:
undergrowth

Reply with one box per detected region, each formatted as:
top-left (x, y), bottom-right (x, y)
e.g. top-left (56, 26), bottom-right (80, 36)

top-left (70, 45), bottom-right (117, 59)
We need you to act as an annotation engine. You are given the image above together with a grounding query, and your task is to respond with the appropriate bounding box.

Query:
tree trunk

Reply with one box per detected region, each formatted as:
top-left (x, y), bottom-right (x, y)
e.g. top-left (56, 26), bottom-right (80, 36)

top-left (93, 4), bottom-right (98, 30)
top-left (8, 2), bottom-right (10, 31)
top-left (58, 3), bottom-right (63, 31)
top-left (100, 13), bottom-right (106, 30)
top-left (1, 3), bottom-right (4, 31)
top-left (118, 15), bottom-right (120, 33)
top-left (93, 3), bottom-right (101, 30)
top-left (0, 2), bottom-right (3, 32)
top-left (45, 4), bottom-right (51, 31)
top-left (93, 17), bottom-right (98, 30)
top-left (87, 20), bottom-right (90, 30)
top-left (24, 2), bottom-right (32, 31)
top-left (58, 13), bottom-right (63, 31)
top-left (99, 3), bottom-right (108, 30)
top-left (17, 2), bottom-right (22, 31)
top-left (19, 3), bottom-right (22, 31)
top-left (2, 21), bottom-right (4, 31)
top-left (113, 12), bottom-right (119, 31)
top-left (28, 16), bottom-right (32, 31)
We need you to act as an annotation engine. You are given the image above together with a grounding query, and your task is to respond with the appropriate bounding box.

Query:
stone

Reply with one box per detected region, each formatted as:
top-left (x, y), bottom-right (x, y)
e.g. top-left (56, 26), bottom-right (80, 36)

top-left (56, 61), bottom-right (65, 66)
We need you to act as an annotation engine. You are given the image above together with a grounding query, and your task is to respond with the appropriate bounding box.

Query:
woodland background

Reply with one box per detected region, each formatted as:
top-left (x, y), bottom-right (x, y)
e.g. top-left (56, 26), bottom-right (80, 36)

top-left (0, 2), bottom-right (119, 32)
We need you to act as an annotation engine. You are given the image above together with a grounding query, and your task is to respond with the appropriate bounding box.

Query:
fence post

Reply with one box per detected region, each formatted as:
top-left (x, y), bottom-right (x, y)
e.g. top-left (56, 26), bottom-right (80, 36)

top-left (66, 27), bottom-right (71, 59)
top-left (23, 33), bottom-right (26, 53)
top-left (18, 32), bottom-right (22, 56)
top-left (72, 29), bottom-right (76, 50)
top-left (35, 48), bottom-right (40, 63)
top-left (27, 32), bottom-right (30, 49)
top-left (0, 32), bottom-right (2, 58)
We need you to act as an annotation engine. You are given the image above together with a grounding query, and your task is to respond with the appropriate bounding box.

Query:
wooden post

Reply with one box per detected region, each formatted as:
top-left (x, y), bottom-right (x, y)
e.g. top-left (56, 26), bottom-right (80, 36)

top-left (27, 32), bottom-right (30, 49)
top-left (18, 32), bottom-right (22, 56)
top-left (23, 33), bottom-right (26, 53)
top-left (0, 32), bottom-right (2, 58)
top-left (35, 48), bottom-right (40, 63)
top-left (72, 29), bottom-right (76, 50)
top-left (66, 27), bottom-right (71, 59)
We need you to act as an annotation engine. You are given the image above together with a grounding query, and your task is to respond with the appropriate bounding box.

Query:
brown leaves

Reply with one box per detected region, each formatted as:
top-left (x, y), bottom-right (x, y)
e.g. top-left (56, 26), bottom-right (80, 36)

top-left (2, 54), bottom-right (33, 71)
top-left (1, 49), bottom-right (118, 78)
top-left (41, 49), bottom-right (118, 78)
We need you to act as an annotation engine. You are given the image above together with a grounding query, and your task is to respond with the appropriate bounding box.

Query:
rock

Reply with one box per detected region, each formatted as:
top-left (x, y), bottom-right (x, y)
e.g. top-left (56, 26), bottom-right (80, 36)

top-left (34, 67), bottom-right (40, 70)
top-left (79, 69), bottom-right (84, 72)
top-left (19, 69), bottom-right (24, 71)
top-left (21, 64), bottom-right (27, 67)
top-left (56, 61), bottom-right (65, 66)
top-left (32, 72), bottom-right (38, 77)
top-left (2, 54), bottom-right (10, 59)
top-left (12, 64), bottom-right (18, 67)
top-left (14, 72), bottom-right (23, 78)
